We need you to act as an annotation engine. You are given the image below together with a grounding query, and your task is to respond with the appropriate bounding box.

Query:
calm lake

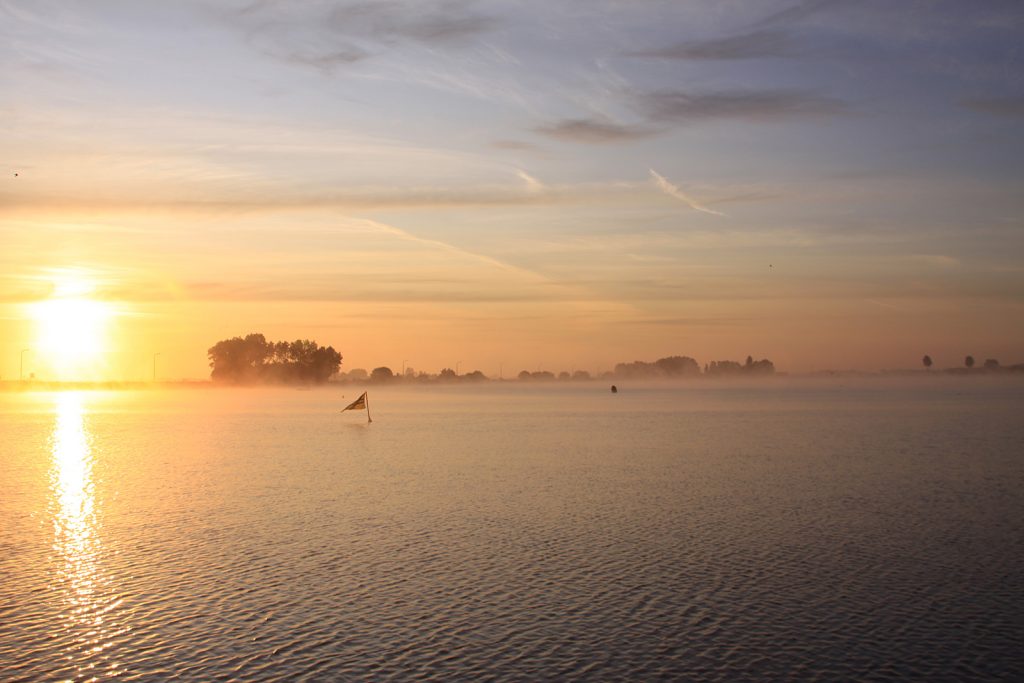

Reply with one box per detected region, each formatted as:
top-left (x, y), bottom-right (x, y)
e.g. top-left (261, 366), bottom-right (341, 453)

top-left (2, 380), bottom-right (1022, 681)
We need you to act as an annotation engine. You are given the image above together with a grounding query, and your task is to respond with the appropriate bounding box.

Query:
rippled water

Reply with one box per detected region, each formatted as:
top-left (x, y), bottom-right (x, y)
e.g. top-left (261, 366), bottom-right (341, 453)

top-left (2, 380), bottom-right (1023, 681)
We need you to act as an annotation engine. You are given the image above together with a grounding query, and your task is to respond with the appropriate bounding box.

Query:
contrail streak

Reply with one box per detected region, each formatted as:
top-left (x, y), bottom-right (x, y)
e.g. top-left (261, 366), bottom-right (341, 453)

top-left (516, 169), bottom-right (545, 193)
top-left (649, 169), bottom-right (725, 216)
top-left (359, 218), bottom-right (550, 283)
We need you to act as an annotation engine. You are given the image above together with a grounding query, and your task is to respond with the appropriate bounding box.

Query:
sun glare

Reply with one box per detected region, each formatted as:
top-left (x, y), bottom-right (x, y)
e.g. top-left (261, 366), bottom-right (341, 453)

top-left (30, 285), bottom-right (114, 380)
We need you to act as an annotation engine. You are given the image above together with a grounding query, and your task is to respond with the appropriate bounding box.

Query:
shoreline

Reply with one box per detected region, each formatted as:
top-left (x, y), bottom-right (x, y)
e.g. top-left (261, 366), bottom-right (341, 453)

top-left (2, 369), bottom-right (1023, 393)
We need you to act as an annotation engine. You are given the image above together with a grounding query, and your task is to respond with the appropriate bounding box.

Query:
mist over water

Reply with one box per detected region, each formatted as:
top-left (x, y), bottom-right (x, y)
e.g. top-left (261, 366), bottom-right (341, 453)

top-left (2, 380), bottom-right (1022, 681)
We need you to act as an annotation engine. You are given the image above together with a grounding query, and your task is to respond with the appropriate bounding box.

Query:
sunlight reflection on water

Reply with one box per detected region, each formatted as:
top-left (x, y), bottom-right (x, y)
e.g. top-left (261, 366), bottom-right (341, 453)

top-left (49, 392), bottom-right (124, 680)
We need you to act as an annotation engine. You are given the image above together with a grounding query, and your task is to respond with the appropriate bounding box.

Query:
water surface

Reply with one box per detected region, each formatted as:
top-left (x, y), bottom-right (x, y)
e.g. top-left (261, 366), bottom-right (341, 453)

top-left (2, 380), bottom-right (1022, 680)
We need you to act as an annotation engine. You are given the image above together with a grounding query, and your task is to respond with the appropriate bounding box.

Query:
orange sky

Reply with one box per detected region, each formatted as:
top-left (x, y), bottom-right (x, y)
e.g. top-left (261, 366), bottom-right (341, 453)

top-left (2, 2), bottom-right (1023, 380)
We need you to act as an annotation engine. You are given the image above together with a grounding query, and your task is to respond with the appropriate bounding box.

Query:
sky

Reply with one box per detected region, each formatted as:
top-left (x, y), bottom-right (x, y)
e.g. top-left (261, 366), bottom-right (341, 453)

top-left (2, 0), bottom-right (1024, 380)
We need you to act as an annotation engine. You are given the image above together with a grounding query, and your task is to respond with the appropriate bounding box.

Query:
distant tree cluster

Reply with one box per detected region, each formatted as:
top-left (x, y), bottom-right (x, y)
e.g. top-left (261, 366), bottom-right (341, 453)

top-left (518, 370), bottom-right (556, 381)
top-left (345, 366), bottom-right (492, 383)
top-left (614, 355), bottom-right (701, 379)
top-left (370, 366), bottom-right (394, 382)
top-left (331, 353), bottom-right (778, 385)
top-left (704, 355), bottom-right (776, 376)
top-left (208, 333), bottom-right (341, 384)
top-left (330, 350), bottom-right (1024, 384)
top-left (921, 354), bottom-right (1019, 373)
top-left (513, 355), bottom-right (774, 381)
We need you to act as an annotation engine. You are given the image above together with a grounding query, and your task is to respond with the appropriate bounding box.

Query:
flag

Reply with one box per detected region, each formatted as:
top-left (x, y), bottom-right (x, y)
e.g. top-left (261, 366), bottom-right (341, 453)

top-left (342, 392), bottom-right (367, 411)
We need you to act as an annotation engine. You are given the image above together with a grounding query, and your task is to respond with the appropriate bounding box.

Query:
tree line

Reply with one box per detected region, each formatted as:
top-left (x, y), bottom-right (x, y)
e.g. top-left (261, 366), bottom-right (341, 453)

top-left (336, 354), bottom-right (776, 383)
top-left (205, 336), bottom-right (775, 385)
top-left (208, 333), bottom-right (341, 384)
top-left (613, 355), bottom-right (775, 378)
top-left (923, 355), bottom-right (1020, 373)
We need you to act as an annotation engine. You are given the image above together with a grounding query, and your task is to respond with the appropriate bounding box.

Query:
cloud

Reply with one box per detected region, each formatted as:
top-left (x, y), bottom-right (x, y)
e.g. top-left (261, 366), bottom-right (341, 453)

top-left (533, 118), bottom-right (659, 143)
top-left (629, 30), bottom-right (798, 61)
top-left (280, 47), bottom-right (368, 72)
top-left (962, 97), bottom-right (1024, 118)
top-left (642, 89), bottom-right (849, 122)
top-left (633, 317), bottom-right (749, 326)
top-left (359, 218), bottom-right (549, 283)
top-left (865, 299), bottom-right (904, 311)
top-left (334, 2), bottom-right (496, 44)
top-left (908, 254), bottom-right (960, 268)
top-left (491, 139), bottom-right (539, 151)
top-left (516, 169), bottom-right (545, 193)
top-left (755, 0), bottom-right (845, 28)
top-left (0, 180), bottom-right (642, 213)
top-left (649, 170), bottom-right (725, 217)
top-left (231, 0), bottom-right (498, 71)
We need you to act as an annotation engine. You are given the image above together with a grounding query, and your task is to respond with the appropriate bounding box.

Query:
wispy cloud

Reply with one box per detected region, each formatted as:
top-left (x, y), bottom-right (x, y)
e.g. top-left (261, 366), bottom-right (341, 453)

top-left (909, 254), bottom-right (960, 268)
top-left (491, 139), bottom-right (540, 151)
top-left (649, 170), bottom-right (725, 217)
top-left (642, 89), bottom-right (849, 123)
top-left (329, 1), bottom-right (496, 44)
top-left (633, 317), bottom-right (749, 327)
top-left (629, 30), bottom-right (798, 61)
top-left (279, 47), bottom-right (368, 73)
top-left (229, 0), bottom-right (498, 72)
top-left (962, 97), bottom-right (1024, 118)
top-left (358, 218), bottom-right (549, 282)
top-left (755, 0), bottom-right (845, 28)
top-left (516, 169), bottom-right (545, 193)
top-left (865, 299), bottom-right (904, 311)
top-left (533, 118), bottom-right (659, 143)
top-left (0, 181), bottom-right (646, 213)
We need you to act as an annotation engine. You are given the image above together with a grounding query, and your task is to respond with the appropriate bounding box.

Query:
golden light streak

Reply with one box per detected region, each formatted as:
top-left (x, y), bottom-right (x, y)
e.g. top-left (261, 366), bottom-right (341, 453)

top-left (49, 392), bottom-right (125, 678)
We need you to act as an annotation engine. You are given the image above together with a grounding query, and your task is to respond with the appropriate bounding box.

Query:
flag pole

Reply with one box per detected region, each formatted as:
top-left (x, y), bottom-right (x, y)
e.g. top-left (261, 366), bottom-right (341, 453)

top-left (366, 392), bottom-right (372, 423)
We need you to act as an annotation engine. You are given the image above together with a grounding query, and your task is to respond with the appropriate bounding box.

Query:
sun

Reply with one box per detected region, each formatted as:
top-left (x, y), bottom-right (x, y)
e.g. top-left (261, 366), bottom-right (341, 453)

top-left (29, 280), bottom-right (114, 379)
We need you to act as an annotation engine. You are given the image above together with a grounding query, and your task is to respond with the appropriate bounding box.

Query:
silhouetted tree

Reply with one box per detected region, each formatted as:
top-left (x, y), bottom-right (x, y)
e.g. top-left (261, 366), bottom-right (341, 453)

top-left (518, 370), bottom-right (532, 381)
top-left (345, 368), bottom-right (368, 381)
top-left (438, 368), bottom-right (458, 381)
top-left (984, 358), bottom-right (1000, 369)
top-left (208, 333), bottom-right (270, 383)
top-left (572, 370), bottom-right (591, 381)
top-left (208, 333), bottom-right (340, 384)
top-left (614, 361), bottom-right (659, 379)
top-left (922, 355), bottom-right (933, 370)
top-left (701, 358), bottom-right (775, 376)
top-left (746, 358), bottom-right (775, 375)
top-left (463, 370), bottom-right (487, 382)
top-left (655, 356), bottom-right (701, 377)
top-left (616, 356), bottom-right (700, 379)
top-left (370, 366), bottom-right (394, 382)
top-left (265, 339), bottom-right (343, 383)
top-left (705, 360), bottom-right (744, 376)
top-left (558, 371), bottom-right (571, 381)
top-left (965, 355), bottom-right (975, 368)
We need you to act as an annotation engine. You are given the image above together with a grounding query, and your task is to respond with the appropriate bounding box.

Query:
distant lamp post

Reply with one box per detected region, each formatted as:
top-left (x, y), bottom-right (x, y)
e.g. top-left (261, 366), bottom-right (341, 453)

top-left (20, 348), bottom-right (30, 381)
top-left (402, 359), bottom-right (408, 376)
top-left (152, 352), bottom-right (161, 382)
top-left (456, 361), bottom-right (461, 375)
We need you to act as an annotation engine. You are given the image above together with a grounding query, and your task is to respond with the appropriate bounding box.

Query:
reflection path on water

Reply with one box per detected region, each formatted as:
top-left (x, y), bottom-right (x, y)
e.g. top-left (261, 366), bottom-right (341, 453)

top-left (49, 392), bottom-right (125, 680)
